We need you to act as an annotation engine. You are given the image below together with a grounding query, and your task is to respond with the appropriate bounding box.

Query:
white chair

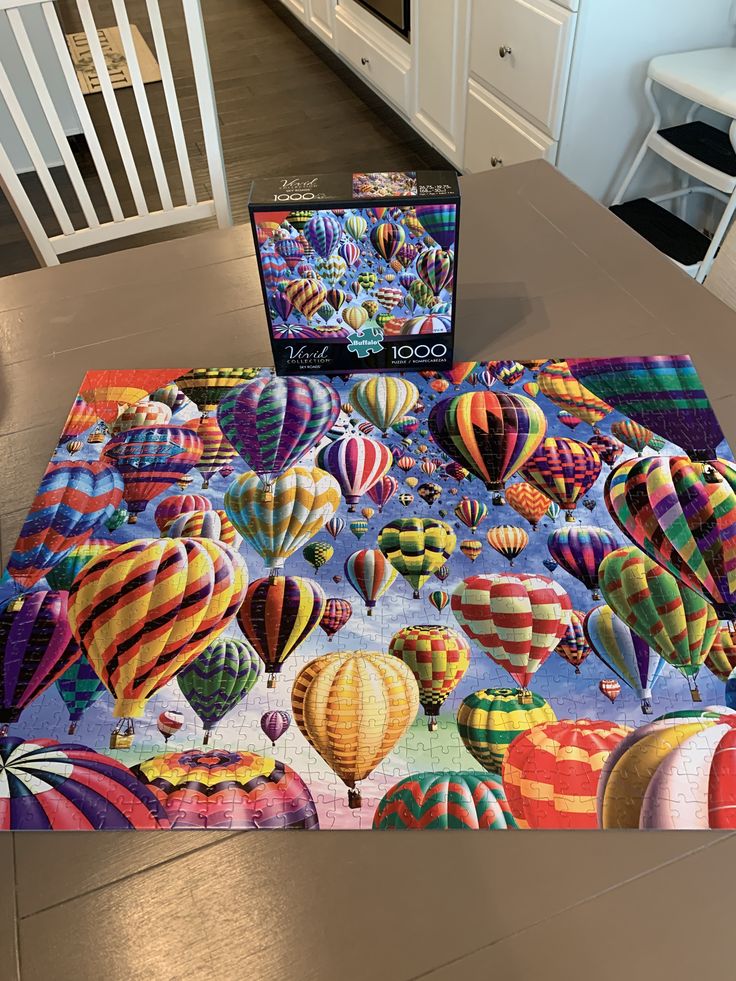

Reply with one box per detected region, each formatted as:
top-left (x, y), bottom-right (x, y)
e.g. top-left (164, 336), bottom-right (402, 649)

top-left (0, 0), bottom-right (231, 267)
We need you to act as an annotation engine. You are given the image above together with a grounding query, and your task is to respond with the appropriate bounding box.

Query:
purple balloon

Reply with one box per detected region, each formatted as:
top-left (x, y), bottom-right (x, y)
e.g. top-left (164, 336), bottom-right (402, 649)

top-left (270, 290), bottom-right (293, 321)
top-left (261, 710), bottom-right (291, 745)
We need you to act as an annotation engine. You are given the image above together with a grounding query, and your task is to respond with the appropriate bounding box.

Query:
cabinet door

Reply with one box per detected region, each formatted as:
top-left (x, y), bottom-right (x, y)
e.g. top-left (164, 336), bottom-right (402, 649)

top-left (470, 0), bottom-right (575, 138)
top-left (280, 0), bottom-right (307, 22)
top-left (412, 0), bottom-right (470, 167)
top-left (308, 0), bottom-right (334, 43)
top-left (334, 8), bottom-right (411, 112)
top-left (464, 80), bottom-right (556, 173)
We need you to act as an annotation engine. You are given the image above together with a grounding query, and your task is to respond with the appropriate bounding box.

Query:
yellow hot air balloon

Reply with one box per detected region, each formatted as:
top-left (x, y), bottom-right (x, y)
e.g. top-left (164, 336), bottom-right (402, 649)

top-left (224, 467), bottom-right (341, 575)
top-left (405, 476), bottom-right (419, 488)
top-left (351, 376), bottom-right (419, 434)
top-left (291, 650), bottom-right (419, 807)
top-left (361, 507), bottom-right (375, 520)
top-left (342, 305), bottom-right (368, 332)
top-left (537, 361), bottom-right (612, 428)
top-left (378, 517), bottom-right (456, 599)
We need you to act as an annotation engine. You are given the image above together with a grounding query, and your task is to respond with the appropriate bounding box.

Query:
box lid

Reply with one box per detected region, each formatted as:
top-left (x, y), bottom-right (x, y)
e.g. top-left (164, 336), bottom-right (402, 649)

top-left (249, 170), bottom-right (460, 208)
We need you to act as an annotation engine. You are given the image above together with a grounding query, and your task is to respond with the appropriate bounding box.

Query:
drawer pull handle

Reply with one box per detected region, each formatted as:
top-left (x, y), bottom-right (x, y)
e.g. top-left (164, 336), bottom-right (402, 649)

top-left (361, 57), bottom-right (370, 66)
top-left (491, 157), bottom-right (503, 168)
top-left (498, 45), bottom-right (512, 58)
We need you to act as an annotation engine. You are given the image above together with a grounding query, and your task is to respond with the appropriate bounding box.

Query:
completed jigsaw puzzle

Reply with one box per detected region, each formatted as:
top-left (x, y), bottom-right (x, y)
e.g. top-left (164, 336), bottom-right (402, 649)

top-left (2, 357), bottom-right (736, 830)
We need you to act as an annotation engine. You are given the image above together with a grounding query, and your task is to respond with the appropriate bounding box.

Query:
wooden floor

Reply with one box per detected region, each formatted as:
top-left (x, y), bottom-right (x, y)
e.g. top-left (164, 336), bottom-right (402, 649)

top-left (0, 0), bottom-right (448, 276)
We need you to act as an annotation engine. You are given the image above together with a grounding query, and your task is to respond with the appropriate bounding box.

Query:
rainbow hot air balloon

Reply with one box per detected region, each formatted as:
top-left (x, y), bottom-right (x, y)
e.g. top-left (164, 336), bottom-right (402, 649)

top-left (237, 575), bottom-right (325, 687)
top-left (177, 636), bottom-right (261, 742)
top-left (414, 204), bottom-right (457, 249)
top-left (374, 771), bottom-right (516, 829)
top-left (325, 516), bottom-right (345, 540)
top-left (555, 610), bottom-right (591, 674)
top-left (378, 517), bottom-right (456, 599)
top-left (490, 361), bottom-right (525, 388)
top-left (370, 221), bottom-right (406, 261)
top-left (416, 248), bottom-right (453, 295)
top-left (588, 433), bottom-right (624, 467)
top-left (452, 574), bottom-right (572, 698)
top-left (547, 526), bottom-right (619, 599)
top-left (429, 589), bottom-right (450, 613)
top-left (567, 355), bottom-right (726, 461)
top-left (292, 650), bottom-right (419, 808)
top-left (344, 548), bottom-right (397, 614)
top-left (350, 376), bottom-right (418, 434)
top-left (109, 399), bottom-right (172, 434)
top-left (154, 493), bottom-right (212, 533)
top-left (537, 360), bottom-right (612, 428)
top-left (454, 497), bottom-right (488, 532)
top-left (520, 437), bottom-right (601, 521)
top-left (45, 538), bottom-right (115, 591)
top-left (522, 381), bottom-right (539, 398)
top-left (319, 597), bottom-right (353, 641)
top-left (304, 212), bottom-right (341, 257)
top-left (457, 687), bottom-right (557, 774)
top-left (102, 426), bottom-right (203, 523)
top-left (391, 415), bottom-right (419, 438)
top-left (261, 710), bottom-right (291, 746)
top-left (486, 525), bottom-right (529, 566)
top-left (303, 541), bottom-right (334, 571)
top-left (598, 545), bottom-right (719, 702)
top-left (0, 590), bottom-right (81, 729)
top-left (6, 462), bottom-right (123, 591)
top-left (175, 368), bottom-right (259, 416)
top-left (428, 391), bottom-right (547, 491)
top-left (441, 362), bottom-right (478, 388)
top-left (68, 539), bottom-right (247, 724)
top-left (605, 456), bottom-right (736, 620)
top-left (218, 376), bottom-right (340, 495)
top-left (195, 416), bottom-right (238, 489)
top-left (317, 434), bottom-right (393, 512)
top-left (611, 420), bottom-right (653, 455)
top-left (225, 467), bottom-right (340, 575)
top-left (54, 656), bottom-right (107, 734)
top-left (503, 481), bottom-right (552, 531)
top-left (60, 396), bottom-right (98, 444)
top-left (583, 604), bottom-right (665, 714)
top-left (389, 624), bottom-right (470, 729)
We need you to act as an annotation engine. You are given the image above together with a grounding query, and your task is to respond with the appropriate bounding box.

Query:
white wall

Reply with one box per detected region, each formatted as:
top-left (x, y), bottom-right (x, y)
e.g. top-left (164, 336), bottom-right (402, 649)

top-left (0, 6), bottom-right (82, 173)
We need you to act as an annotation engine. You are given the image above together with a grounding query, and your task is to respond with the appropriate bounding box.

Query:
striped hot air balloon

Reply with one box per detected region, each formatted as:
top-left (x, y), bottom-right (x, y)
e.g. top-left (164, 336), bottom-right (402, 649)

top-left (389, 624), bottom-right (470, 729)
top-left (154, 493), bottom-right (212, 533)
top-left (195, 416), bottom-right (238, 488)
top-left (414, 204), bottom-right (457, 249)
top-left (503, 481), bottom-right (552, 531)
top-left (177, 636), bottom-right (261, 741)
top-left (109, 399), bottom-right (172, 434)
top-left (587, 433), bottom-right (624, 467)
top-left (261, 710), bottom-right (291, 746)
top-left (350, 376), bottom-right (418, 434)
top-left (454, 497), bottom-right (488, 532)
top-left (456, 688), bottom-right (557, 774)
top-left (175, 368), bottom-right (259, 415)
top-left (520, 437), bottom-right (601, 519)
top-left (367, 474), bottom-right (399, 512)
top-left (375, 286), bottom-right (403, 311)
top-left (555, 610), bottom-right (591, 674)
top-left (537, 360), bottom-right (612, 428)
top-left (611, 420), bottom-right (653, 455)
top-left (547, 526), bottom-right (619, 598)
top-left (317, 434), bottom-right (393, 512)
top-left (283, 279), bottom-right (328, 320)
top-left (325, 516), bottom-right (345, 540)
top-left (319, 597), bottom-right (353, 640)
top-left (374, 772), bottom-right (516, 829)
top-left (429, 589), bottom-right (450, 613)
top-left (705, 627), bottom-right (736, 682)
top-left (370, 221), bottom-right (405, 261)
top-left (486, 525), bottom-right (529, 566)
top-left (79, 369), bottom-right (183, 424)
top-left (344, 548), bottom-right (397, 614)
top-left (442, 362), bottom-right (477, 388)
top-left (45, 538), bottom-right (115, 591)
top-left (490, 361), bottom-right (525, 388)
top-left (378, 517), bottom-right (456, 599)
top-left (415, 248), bottom-right (454, 295)
top-left (503, 719), bottom-right (633, 828)
top-left (460, 539), bottom-right (483, 563)
top-left (305, 212), bottom-right (342, 257)
top-left (165, 509), bottom-right (241, 548)
top-left (397, 314), bottom-right (452, 335)
top-left (60, 396), bottom-right (98, 444)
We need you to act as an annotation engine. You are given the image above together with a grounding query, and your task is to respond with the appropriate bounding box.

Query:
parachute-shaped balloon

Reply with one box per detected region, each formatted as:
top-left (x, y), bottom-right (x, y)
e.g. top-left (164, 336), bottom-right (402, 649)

top-left (416, 248), bottom-right (453, 295)
top-left (504, 481), bottom-right (552, 531)
top-left (55, 656), bottom-right (107, 734)
top-left (705, 627), bottom-right (736, 682)
top-left (304, 212), bottom-right (342, 257)
top-left (457, 687), bottom-right (557, 774)
top-left (102, 426), bottom-right (203, 522)
top-left (225, 467), bottom-right (340, 575)
top-left (109, 399), bottom-right (172, 434)
top-left (1, 590), bottom-right (81, 727)
top-left (195, 416), bottom-right (238, 488)
top-left (584, 604), bottom-right (665, 713)
top-left (610, 420), bottom-right (653, 455)
top-left (429, 589), bottom-right (450, 613)
top-left (46, 538), bottom-right (115, 591)
top-left (428, 391), bottom-right (547, 491)
top-left (154, 493), bottom-right (212, 533)
top-left (486, 525), bottom-right (528, 566)
top-left (389, 624), bottom-right (470, 729)
top-left (177, 636), bottom-right (261, 742)
top-left (547, 526), bottom-right (619, 598)
top-left (319, 597), bottom-right (352, 640)
top-left (567, 355), bottom-right (725, 461)
top-left (454, 497), bottom-right (488, 532)
top-left (317, 434), bottom-right (393, 512)
top-left (303, 541), bottom-right (333, 571)
top-left (350, 376), bottom-right (418, 434)
top-left (292, 650), bottom-right (419, 808)
top-left (326, 516), bottom-right (345, 539)
top-left (414, 204), bottom-right (457, 249)
top-left (261, 710), bottom-right (291, 746)
top-left (537, 360), bottom-right (612, 428)
top-left (378, 517), bottom-right (456, 599)
top-left (555, 610), bottom-right (591, 674)
top-left (374, 771), bottom-right (516, 829)
top-left (174, 368), bottom-right (260, 416)
top-left (605, 456), bottom-right (736, 620)
top-left (344, 548), bottom-right (397, 614)
top-left (599, 679), bottom-right (621, 703)
top-left (68, 539), bottom-right (247, 721)
top-left (452, 574), bottom-right (572, 695)
top-left (218, 376), bottom-right (340, 494)
top-left (588, 433), bottom-right (624, 467)
top-left (6, 461), bottom-right (123, 590)
top-left (520, 437), bottom-right (601, 520)
top-left (599, 545), bottom-right (718, 701)
top-left (370, 221), bottom-right (406, 261)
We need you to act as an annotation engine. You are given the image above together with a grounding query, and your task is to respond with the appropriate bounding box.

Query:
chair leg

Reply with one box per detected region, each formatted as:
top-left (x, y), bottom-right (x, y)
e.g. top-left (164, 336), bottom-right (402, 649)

top-left (0, 142), bottom-right (59, 266)
top-left (611, 78), bottom-right (661, 206)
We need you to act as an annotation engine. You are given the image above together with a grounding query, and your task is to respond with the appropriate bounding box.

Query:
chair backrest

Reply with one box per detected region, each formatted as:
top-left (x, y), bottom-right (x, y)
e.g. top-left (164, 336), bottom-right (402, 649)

top-left (0, 0), bottom-right (231, 266)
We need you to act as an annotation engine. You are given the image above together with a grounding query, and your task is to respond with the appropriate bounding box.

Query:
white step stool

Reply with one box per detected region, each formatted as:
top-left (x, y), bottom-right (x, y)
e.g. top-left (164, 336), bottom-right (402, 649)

top-left (610, 47), bottom-right (736, 282)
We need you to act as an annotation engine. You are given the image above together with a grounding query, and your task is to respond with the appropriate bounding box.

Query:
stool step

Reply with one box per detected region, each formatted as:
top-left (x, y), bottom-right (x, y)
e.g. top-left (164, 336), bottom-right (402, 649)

top-left (657, 121), bottom-right (736, 177)
top-left (609, 198), bottom-right (710, 267)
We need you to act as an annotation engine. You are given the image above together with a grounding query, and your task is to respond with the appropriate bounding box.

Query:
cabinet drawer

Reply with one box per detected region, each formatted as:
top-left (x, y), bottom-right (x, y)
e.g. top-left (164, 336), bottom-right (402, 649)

top-left (335, 11), bottom-right (410, 112)
top-left (470, 0), bottom-right (575, 138)
top-left (464, 80), bottom-right (556, 173)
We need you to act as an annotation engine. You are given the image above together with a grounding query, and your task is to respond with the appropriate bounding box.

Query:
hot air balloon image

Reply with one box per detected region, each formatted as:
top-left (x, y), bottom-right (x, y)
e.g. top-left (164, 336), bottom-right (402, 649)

top-left (414, 203), bottom-right (457, 249)
top-left (547, 526), bottom-right (619, 599)
top-left (486, 526), bottom-right (529, 566)
top-left (304, 211), bottom-right (342, 257)
top-left (503, 481), bottom-right (552, 531)
top-left (109, 399), bottom-right (172, 434)
top-left (416, 248), bottom-right (453, 295)
top-left (350, 520), bottom-right (368, 540)
top-left (237, 576), bottom-right (325, 687)
top-left (537, 360), bottom-right (612, 428)
top-left (389, 624), bottom-right (470, 729)
top-left (367, 475), bottom-right (399, 513)
top-left (442, 362), bottom-right (477, 388)
top-left (350, 376), bottom-right (418, 434)
top-left (599, 679), bottom-right (621, 703)
top-left (452, 574), bottom-right (572, 700)
top-left (325, 516), bottom-right (345, 540)
top-left (68, 539), bottom-right (247, 730)
top-left (45, 538), bottom-right (115, 591)
top-left (454, 497), bottom-right (488, 532)
top-left (317, 433), bottom-right (393, 511)
top-left (370, 221), bottom-right (405, 261)
top-left (520, 437), bottom-right (601, 521)
top-left (460, 539), bottom-right (483, 563)
top-left (79, 369), bottom-right (183, 425)
top-left (490, 360), bottom-right (525, 388)
top-left (598, 545), bottom-right (719, 702)
top-left (165, 509), bottom-right (241, 548)
top-left (428, 391), bottom-right (547, 491)
top-left (154, 493), bottom-right (212, 533)
top-left (428, 589), bottom-right (450, 613)
top-left (391, 415), bottom-right (419, 438)
top-left (217, 376), bottom-right (340, 495)
top-left (584, 604), bottom-right (665, 713)
top-left (303, 541), bottom-right (334, 572)
top-left (54, 656), bottom-right (107, 734)
top-left (555, 610), bottom-right (591, 674)
top-left (611, 420), bottom-right (653, 455)
top-left (174, 368), bottom-right (259, 416)
top-left (292, 650), bottom-right (419, 808)
top-left (417, 482), bottom-right (442, 506)
top-left (195, 416), bottom-right (238, 489)
top-left (178, 636), bottom-right (262, 741)
top-left (319, 597), bottom-right (353, 640)
top-left (60, 396), bottom-right (97, 445)
top-left (157, 710), bottom-right (184, 743)
top-left (503, 719), bottom-right (632, 828)
top-left (705, 627), bottom-right (736, 682)
top-left (344, 548), bottom-right (397, 615)
top-left (261, 710), bottom-right (291, 747)
top-left (456, 688), bottom-right (557, 774)
top-left (374, 771), bottom-right (517, 829)
top-left (342, 305), bottom-right (369, 332)
top-left (588, 434), bottom-right (624, 467)
top-left (378, 517), bottom-right (456, 599)
top-left (224, 467), bottom-right (340, 575)
top-left (398, 493), bottom-right (414, 508)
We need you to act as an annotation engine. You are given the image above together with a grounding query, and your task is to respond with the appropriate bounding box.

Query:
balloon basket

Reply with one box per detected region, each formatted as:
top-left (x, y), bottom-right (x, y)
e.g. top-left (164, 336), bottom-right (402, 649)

top-left (565, 512), bottom-right (575, 523)
top-left (690, 686), bottom-right (702, 703)
top-left (109, 732), bottom-right (134, 750)
top-left (427, 716), bottom-right (437, 732)
top-left (641, 699), bottom-right (653, 714)
top-left (413, 590), bottom-right (420, 600)
top-left (348, 505), bottom-right (356, 513)
top-left (203, 730), bottom-right (211, 745)
top-left (127, 514), bottom-right (138, 524)
top-left (267, 675), bottom-right (277, 689)
top-left (87, 432), bottom-right (104, 444)
top-left (0, 724), bottom-right (9, 738)
top-left (591, 590), bottom-right (600, 601)
top-left (703, 465), bottom-right (721, 484)
top-left (202, 480), bottom-right (210, 489)
top-left (574, 666), bottom-right (581, 675)
top-left (518, 689), bottom-right (533, 705)
top-left (366, 608), bottom-right (373, 617)
top-left (68, 722), bottom-right (77, 735)
top-left (7, 595), bottom-right (25, 613)
top-left (348, 788), bottom-right (362, 810)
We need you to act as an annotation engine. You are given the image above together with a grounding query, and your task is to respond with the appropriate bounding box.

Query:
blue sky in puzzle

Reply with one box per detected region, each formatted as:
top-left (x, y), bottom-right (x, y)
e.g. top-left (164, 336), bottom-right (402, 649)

top-left (1, 364), bottom-right (733, 826)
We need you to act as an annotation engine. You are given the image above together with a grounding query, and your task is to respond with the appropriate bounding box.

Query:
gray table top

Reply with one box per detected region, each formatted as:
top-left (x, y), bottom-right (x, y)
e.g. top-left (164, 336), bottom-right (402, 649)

top-left (2, 160), bottom-right (735, 981)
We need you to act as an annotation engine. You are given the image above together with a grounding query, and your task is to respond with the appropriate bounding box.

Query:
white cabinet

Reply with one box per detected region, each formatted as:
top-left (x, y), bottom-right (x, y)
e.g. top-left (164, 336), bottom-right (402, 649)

top-left (334, 4), bottom-right (411, 113)
top-left (464, 79), bottom-right (556, 173)
top-left (308, 0), bottom-right (334, 43)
